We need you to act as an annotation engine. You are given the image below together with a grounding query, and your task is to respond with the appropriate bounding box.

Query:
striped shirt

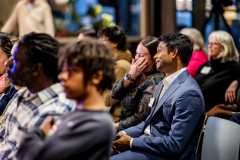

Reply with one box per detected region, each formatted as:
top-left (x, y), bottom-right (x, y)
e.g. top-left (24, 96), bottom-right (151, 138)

top-left (0, 83), bottom-right (75, 160)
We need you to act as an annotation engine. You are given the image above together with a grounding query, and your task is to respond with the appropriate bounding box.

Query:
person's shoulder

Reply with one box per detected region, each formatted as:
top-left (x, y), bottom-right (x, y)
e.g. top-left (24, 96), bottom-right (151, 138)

top-left (38, 0), bottom-right (51, 8)
top-left (15, 0), bottom-right (26, 9)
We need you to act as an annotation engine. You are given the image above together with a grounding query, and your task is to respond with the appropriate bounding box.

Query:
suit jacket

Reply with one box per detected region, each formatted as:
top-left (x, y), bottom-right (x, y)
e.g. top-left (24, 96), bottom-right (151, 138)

top-left (124, 70), bottom-right (205, 160)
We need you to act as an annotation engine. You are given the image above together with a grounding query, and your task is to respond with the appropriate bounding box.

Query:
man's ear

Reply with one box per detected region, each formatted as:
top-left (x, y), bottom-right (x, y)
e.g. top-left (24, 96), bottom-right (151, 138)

top-left (31, 63), bottom-right (43, 77)
top-left (92, 70), bottom-right (103, 85)
top-left (172, 49), bottom-right (178, 58)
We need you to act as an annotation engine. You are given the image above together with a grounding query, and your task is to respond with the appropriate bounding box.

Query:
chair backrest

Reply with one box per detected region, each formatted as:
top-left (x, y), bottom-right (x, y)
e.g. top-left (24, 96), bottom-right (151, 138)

top-left (201, 117), bottom-right (240, 160)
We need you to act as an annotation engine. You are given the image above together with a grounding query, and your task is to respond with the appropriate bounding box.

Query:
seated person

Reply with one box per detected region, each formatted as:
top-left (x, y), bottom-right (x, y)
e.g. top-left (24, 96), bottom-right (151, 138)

top-left (180, 28), bottom-right (208, 78)
top-left (98, 25), bottom-right (132, 121)
top-left (111, 36), bottom-right (164, 131)
top-left (16, 38), bottom-right (116, 160)
top-left (0, 33), bottom-right (75, 159)
top-left (110, 33), bottom-right (205, 160)
top-left (195, 31), bottom-right (240, 119)
top-left (76, 28), bottom-right (97, 41)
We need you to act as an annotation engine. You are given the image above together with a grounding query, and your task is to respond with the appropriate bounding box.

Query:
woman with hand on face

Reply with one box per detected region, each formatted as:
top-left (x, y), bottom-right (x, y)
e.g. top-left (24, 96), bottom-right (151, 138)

top-left (195, 30), bottom-right (240, 119)
top-left (111, 36), bottom-right (164, 131)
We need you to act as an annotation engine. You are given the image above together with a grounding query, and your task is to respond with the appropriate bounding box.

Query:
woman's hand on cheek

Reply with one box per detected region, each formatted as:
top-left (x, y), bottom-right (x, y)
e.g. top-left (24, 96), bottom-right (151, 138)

top-left (129, 57), bottom-right (147, 78)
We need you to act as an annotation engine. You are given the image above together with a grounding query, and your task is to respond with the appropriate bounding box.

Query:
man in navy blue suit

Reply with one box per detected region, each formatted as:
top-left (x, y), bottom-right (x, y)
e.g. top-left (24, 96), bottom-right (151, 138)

top-left (111, 33), bottom-right (205, 160)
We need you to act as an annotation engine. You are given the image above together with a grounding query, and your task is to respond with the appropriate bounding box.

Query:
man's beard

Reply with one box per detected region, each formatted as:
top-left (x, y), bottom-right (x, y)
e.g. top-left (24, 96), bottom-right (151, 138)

top-left (7, 67), bottom-right (33, 87)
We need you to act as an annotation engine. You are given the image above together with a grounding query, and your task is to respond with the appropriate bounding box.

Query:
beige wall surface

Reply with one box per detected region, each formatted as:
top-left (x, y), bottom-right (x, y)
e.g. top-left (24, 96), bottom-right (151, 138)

top-left (0, 0), bottom-right (19, 29)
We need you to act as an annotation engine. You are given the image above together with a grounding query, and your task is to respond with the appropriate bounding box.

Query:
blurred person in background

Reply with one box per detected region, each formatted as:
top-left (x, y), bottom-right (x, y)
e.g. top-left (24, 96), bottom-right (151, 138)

top-left (16, 38), bottom-right (116, 160)
top-left (180, 28), bottom-right (208, 78)
top-left (111, 37), bottom-right (164, 131)
top-left (98, 25), bottom-right (132, 121)
top-left (195, 30), bottom-right (240, 119)
top-left (77, 28), bottom-right (97, 41)
top-left (1, 0), bottom-right (54, 37)
top-left (0, 33), bottom-right (75, 159)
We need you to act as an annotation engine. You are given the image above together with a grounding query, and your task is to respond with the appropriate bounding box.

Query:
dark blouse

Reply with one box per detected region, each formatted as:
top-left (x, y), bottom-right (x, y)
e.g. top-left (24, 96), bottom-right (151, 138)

top-left (111, 72), bottom-right (163, 131)
top-left (195, 58), bottom-right (240, 112)
top-left (0, 85), bottom-right (18, 115)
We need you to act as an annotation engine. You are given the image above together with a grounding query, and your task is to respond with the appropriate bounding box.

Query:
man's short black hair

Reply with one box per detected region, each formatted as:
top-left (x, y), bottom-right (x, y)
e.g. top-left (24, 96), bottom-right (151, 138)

top-left (158, 33), bottom-right (193, 66)
top-left (20, 32), bottom-right (61, 82)
top-left (97, 25), bottom-right (126, 51)
top-left (58, 38), bottom-right (116, 91)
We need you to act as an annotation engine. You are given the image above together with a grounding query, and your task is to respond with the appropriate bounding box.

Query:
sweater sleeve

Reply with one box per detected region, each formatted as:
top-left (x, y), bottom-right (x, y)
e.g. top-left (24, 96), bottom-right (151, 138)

top-left (42, 4), bottom-right (54, 37)
top-left (111, 78), bottom-right (131, 101)
top-left (118, 79), bottom-right (158, 131)
top-left (187, 51), bottom-right (208, 79)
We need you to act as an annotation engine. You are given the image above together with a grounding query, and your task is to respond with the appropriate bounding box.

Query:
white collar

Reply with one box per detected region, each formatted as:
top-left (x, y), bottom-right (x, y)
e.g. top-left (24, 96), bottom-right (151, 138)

top-left (164, 67), bottom-right (187, 87)
top-left (27, 0), bottom-right (37, 10)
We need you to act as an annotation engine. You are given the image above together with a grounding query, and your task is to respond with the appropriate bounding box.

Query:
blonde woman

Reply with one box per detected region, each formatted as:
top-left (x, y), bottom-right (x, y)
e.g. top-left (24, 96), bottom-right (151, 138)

top-left (195, 30), bottom-right (240, 119)
top-left (180, 28), bottom-right (208, 78)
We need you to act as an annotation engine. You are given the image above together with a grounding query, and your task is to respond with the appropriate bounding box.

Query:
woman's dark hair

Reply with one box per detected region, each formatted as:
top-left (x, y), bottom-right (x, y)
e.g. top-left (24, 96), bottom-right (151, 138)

top-left (140, 36), bottom-right (159, 59)
top-left (58, 38), bottom-right (116, 92)
top-left (0, 35), bottom-right (13, 58)
top-left (97, 25), bottom-right (127, 51)
top-left (76, 28), bottom-right (97, 38)
top-left (20, 32), bottom-right (61, 82)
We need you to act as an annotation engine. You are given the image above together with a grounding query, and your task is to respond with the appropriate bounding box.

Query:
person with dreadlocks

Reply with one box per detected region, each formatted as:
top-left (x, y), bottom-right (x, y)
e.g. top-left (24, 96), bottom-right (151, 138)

top-left (16, 38), bottom-right (116, 160)
top-left (0, 32), bottom-right (75, 159)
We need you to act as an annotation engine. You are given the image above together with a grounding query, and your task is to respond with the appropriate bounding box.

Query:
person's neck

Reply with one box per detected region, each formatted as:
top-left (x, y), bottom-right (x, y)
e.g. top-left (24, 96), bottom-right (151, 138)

top-left (76, 88), bottom-right (105, 111)
top-left (165, 63), bottom-right (185, 78)
top-left (27, 78), bottom-right (54, 94)
top-left (28, 0), bottom-right (35, 4)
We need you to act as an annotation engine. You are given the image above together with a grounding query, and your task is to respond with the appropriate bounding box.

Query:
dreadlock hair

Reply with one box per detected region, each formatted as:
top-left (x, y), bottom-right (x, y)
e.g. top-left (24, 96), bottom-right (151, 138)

top-left (0, 35), bottom-right (13, 58)
top-left (58, 38), bottom-right (116, 92)
top-left (97, 25), bottom-right (127, 51)
top-left (158, 33), bottom-right (193, 66)
top-left (20, 32), bottom-right (61, 83)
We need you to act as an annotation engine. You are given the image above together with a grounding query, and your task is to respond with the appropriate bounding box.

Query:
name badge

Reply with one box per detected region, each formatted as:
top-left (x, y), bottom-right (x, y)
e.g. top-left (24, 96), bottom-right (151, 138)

top-left (200, 66), bottom-right (211, 74)
top-left (148, 98), bottom-right (155, 107)
top-left (35, 11), bottom-right (40, 15)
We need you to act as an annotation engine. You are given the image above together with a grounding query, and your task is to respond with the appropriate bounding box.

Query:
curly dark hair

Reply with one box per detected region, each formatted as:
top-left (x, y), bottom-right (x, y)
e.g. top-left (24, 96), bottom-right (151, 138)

top-left (20, 32), bottom-right (61, 83)
top-left (97, 25), bottom-right (126, 51)
top-left (58, 38), bottom-right (116, 91)
top-left (158, 33), bottom-right (193, 66)
top-left (0, 35), bottom-right (13, 58)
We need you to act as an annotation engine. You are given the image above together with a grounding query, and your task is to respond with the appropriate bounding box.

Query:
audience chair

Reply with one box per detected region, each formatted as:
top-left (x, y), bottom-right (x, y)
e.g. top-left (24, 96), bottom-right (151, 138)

top-left (201, 117), bottom-right (240, 160)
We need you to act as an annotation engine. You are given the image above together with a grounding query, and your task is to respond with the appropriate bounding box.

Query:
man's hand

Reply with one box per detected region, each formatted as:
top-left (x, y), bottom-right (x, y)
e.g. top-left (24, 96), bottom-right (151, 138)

top-left (113, 132), bottom-right (132, 152)
top-left (206, 103), bottom-right (237, 119)
top-left (39, 116), bottom-right (54, 136)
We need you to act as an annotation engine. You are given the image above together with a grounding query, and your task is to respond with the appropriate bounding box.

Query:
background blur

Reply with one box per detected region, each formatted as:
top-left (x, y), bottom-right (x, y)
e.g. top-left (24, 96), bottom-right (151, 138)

top-left (1, 0), bottom-right (240, 55)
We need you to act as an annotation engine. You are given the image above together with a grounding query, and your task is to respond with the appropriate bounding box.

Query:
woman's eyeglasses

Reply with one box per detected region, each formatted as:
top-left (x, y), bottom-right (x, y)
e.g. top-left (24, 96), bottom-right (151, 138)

top-left (207, 42), bottom-right (221, 46)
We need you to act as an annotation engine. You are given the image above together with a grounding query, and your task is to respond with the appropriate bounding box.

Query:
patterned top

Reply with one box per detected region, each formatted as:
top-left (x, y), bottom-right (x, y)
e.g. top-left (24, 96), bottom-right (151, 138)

top-left (0, 83), bottom-right (75, 160)
top-left (111, 72), bottom-right (163, 131)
